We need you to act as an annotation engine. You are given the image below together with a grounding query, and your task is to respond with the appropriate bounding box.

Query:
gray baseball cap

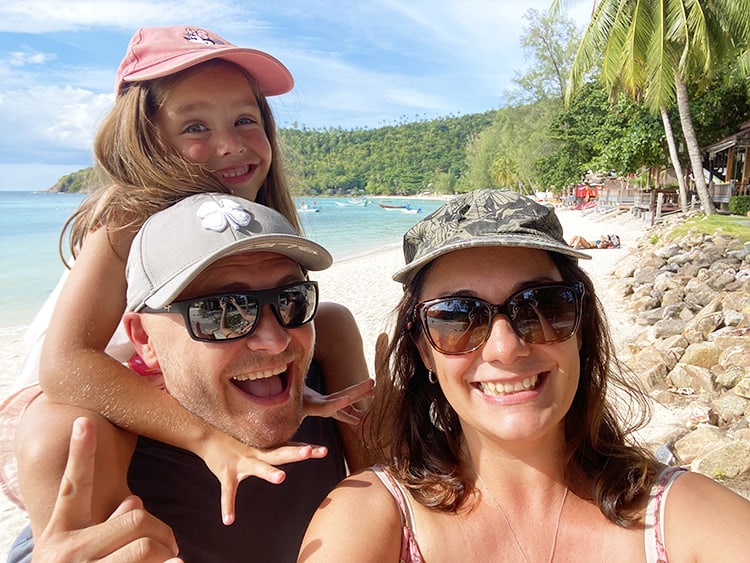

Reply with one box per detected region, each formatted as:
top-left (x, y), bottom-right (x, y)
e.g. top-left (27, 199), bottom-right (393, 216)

top-left (126, 193), bottom-right (332, 311)
top-left (393, 189), bottom-right (591, 284)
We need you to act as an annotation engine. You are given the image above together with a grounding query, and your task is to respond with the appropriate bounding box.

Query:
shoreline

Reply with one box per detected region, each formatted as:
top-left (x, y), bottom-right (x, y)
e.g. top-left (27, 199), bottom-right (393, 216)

top-left (0, 205), bottom-right (657, 557)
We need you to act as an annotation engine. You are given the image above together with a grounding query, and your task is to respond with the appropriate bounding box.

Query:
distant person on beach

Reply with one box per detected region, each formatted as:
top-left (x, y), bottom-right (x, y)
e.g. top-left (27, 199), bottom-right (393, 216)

top-left (569, 233), bottom-right (620, 249)
top-left (2, 24), bottom-right (372, 538)
top-left (17, 193), bottom-right (357, 561)
top-left (299, 189), bottom-right (750, 562)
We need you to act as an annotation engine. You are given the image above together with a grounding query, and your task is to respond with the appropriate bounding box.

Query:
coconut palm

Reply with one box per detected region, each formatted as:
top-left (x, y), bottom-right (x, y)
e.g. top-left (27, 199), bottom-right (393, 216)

top-left (554, 0), bottom-right (750, 215)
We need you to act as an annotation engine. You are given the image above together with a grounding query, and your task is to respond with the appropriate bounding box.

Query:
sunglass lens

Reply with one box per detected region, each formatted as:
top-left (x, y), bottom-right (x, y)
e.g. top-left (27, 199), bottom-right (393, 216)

top-left (278, 284), bottom-right (317, 327)
top-left (188, 295), bottom-right (259, 341)
top-left (509, 287), bottom-right (578, 344)
top-left (424, 298), bottom-right (491, 354)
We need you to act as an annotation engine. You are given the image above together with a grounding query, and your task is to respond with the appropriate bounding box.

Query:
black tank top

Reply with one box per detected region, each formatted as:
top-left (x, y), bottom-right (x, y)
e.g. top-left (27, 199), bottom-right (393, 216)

top-left (127, 363), bottom-right (346, 562)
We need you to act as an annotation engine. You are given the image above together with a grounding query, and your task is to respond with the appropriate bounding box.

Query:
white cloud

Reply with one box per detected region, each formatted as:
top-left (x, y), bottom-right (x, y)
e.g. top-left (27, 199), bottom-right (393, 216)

top-left (8, 50), bottom-right (51, 66)
top-left (0, 85), bottom-right (112, 159)
top-left (0, 0), bottom-right (251, 33)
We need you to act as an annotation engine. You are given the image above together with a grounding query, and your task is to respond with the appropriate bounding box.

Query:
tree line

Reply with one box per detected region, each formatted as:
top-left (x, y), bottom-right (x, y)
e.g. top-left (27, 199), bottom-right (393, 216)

top-left (51, 2), bottom-right (750, 207)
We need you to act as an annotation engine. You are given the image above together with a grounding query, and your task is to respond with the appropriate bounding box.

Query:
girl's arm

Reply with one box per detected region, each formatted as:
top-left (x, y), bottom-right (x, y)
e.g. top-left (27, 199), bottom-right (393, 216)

top-left (38, 226), bottom-right (324, 525)
top-left (312, 301), bottom-right (374, 472)
top-left (298, 470), bottom-right (403, 562)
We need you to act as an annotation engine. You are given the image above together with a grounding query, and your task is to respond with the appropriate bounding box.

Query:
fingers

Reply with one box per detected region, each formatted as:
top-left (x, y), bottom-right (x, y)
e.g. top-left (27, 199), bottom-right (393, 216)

top-left (93, 506), bottom-right (180, 560)
top-left (47, 417), bottom-right (97, 531)
top-left (35, 417), bottom-right (180, 562)
top-left (108, 494), bottom-right (144, 519)
top-left (96, 538), bottom-right (184, 563)
top-left (220, 478), bottom-right (238, 526)
top-left (332, 378), bottom-right (375, 404)
top-left (217, 443), bottom-right (328, 525)
top-left (302, 378), bottom-right (375, 422)
top-left (375, 332), bottom-right (391, 383)
top-left (331, 406), bottom-right (362, 425)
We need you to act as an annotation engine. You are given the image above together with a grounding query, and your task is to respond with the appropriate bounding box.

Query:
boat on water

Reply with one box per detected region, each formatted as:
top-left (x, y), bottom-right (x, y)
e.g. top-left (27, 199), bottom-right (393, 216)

top-left (298, 201), bottom-right (320, 213)
top-left (335, 198), bottom-right (369, 207)
top-left (379, 203), bottom-right (421, 214)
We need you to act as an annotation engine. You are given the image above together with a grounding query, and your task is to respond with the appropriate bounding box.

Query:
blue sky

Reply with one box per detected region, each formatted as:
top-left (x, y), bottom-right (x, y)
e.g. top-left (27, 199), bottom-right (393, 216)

top-left (0, 0), bottom-right (591, 190)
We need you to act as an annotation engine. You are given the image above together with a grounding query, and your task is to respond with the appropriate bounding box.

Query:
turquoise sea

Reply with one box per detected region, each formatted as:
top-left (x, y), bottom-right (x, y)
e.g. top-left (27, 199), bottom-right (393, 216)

top-left (0, 191), bottom-right (445, 329)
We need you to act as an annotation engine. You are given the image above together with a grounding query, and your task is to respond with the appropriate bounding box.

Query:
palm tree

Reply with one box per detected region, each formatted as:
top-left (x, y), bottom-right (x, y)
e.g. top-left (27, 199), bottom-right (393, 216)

top-left (554, 0), bottom-right (750, 216)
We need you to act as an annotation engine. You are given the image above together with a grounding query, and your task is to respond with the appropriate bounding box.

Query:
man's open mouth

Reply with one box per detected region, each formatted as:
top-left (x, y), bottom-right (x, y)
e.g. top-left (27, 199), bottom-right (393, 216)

top-left (231, 366), bottom-right (290, 398)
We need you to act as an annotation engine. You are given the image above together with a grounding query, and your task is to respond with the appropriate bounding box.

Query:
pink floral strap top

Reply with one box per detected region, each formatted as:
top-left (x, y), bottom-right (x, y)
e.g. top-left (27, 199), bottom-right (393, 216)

top-left (372, 465), bottom-right (426, 563)
top-left (645, 466), bottom-right (686, 563)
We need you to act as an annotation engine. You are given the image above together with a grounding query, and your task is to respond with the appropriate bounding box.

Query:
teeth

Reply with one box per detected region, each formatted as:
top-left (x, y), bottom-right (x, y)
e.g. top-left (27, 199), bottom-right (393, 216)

top-left (232, 366), bottom-right (285, 382)
top-left (478, 375), bottom-right (539, 396)
top-left (221, 165), bottom-right (250, 178)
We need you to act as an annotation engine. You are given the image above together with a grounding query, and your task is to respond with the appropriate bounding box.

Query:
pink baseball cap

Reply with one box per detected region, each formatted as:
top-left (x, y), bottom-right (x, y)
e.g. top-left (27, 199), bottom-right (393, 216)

top-left (115, 25), bottom-right (294, 96)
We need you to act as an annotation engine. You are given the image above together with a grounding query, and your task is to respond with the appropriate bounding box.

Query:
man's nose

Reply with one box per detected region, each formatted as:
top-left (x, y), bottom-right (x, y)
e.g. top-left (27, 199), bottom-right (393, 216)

top-left (244, 305), bottom-right (290, 353)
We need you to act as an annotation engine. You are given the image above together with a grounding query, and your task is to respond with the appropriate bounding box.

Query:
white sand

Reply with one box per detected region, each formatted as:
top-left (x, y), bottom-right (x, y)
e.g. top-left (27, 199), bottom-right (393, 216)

top-left (0, 205), bottom-right (663, 557)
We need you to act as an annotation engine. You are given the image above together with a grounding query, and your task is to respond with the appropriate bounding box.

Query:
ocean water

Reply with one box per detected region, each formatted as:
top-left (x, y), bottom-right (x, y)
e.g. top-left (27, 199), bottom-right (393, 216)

top-left (0, 191), bottom-right (444, 328)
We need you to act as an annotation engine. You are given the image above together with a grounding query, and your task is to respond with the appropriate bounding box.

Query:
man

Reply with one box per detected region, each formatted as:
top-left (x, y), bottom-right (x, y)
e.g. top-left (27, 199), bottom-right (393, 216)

top-left (14, 193), bottom-right (368, 562)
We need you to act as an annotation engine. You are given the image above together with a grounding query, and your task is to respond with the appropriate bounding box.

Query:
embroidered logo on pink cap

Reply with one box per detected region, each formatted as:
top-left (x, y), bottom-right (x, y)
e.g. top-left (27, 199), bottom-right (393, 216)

top-left (114, 25), bottom-right (294, 96)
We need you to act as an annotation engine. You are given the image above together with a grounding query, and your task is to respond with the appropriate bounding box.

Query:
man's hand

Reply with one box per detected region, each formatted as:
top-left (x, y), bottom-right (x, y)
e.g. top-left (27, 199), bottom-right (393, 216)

top-left (33, 417), bottom-right (182, 562)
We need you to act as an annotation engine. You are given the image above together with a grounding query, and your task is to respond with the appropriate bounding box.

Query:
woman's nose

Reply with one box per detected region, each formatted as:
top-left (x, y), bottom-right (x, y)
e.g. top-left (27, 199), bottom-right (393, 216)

top-left (481, 315), bottom-right (530, 363)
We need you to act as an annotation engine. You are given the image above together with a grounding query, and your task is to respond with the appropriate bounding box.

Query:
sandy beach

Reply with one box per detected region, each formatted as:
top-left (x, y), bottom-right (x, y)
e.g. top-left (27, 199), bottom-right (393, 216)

top-left (0, 204), bottom-right (662, 557)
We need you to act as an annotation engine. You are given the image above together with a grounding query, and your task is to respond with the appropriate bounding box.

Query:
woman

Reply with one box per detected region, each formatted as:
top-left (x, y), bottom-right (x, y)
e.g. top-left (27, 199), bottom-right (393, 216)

top-left (299, 189), bottom-right (750, 562)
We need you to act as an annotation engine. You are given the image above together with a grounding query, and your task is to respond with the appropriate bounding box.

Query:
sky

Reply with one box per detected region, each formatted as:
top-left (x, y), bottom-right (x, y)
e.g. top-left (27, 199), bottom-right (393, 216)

top-left (0, 0), bottom-right (592, 190)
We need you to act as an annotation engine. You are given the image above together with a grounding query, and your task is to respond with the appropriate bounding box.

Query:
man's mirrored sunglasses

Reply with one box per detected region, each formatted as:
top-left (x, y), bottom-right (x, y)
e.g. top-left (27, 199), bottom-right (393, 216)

top-left (142, 281), bottom-right (319, 342)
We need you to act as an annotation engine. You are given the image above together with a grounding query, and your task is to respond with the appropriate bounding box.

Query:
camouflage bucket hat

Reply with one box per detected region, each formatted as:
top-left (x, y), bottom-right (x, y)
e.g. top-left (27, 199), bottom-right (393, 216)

top-left (392, 189), bottom-right (591, 284)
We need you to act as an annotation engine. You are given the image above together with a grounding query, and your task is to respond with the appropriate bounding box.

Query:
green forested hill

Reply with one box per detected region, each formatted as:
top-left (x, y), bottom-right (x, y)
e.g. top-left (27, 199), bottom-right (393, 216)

top-left (48, 111), bottom-right (497, 196)
top-left (48, 167), bottom-right (104, 194)
top-left (282, 112), bottom-right (496, 195)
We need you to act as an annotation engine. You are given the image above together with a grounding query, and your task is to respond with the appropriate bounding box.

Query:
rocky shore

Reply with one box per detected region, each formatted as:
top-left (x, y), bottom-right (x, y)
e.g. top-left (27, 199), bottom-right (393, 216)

top-left (608, 212), bottom-right (750, 498)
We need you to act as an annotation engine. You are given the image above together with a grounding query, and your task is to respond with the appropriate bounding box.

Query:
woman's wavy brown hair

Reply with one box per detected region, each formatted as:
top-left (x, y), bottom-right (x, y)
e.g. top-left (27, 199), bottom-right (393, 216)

top-left (60, 59), bottom-right (300, 264)
top-left (366, 252), bottom-right (661, 525)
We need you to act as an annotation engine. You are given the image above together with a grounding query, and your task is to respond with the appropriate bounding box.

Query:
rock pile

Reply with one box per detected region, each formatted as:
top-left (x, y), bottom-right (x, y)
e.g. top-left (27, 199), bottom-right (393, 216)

top-left (607, 214), bottom-right (750, 498)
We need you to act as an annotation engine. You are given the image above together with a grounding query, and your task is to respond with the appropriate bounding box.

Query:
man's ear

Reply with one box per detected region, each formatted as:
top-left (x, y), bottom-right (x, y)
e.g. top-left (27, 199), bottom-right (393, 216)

top-left (122, 312), bottom-right (160, 370)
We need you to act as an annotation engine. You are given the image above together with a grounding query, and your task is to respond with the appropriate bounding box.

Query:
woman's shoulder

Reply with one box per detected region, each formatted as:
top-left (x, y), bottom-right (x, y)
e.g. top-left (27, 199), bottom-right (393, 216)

top-left (664, 469), bottom-right (750, 561)
top-left (300, 467), bottom-right (404, 562)
top-left (331, 466), bottom-right (401, 506)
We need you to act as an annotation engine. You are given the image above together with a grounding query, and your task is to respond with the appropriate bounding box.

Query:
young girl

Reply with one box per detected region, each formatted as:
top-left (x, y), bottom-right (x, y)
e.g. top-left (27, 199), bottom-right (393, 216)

top-left (5, 25), bottom-right (371, 534)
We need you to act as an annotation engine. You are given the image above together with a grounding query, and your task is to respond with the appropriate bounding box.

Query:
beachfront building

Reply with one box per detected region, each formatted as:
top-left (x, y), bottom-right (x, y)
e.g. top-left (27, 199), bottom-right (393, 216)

top-left (705, 120), bottom-right (750, 201)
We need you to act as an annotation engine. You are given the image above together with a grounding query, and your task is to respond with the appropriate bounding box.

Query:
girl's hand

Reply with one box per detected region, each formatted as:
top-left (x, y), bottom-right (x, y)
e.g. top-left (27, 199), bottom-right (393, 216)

top-left (200, 431), bottom-right (329, 526)
top-left (302, 379), bottom-right (375, 425)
